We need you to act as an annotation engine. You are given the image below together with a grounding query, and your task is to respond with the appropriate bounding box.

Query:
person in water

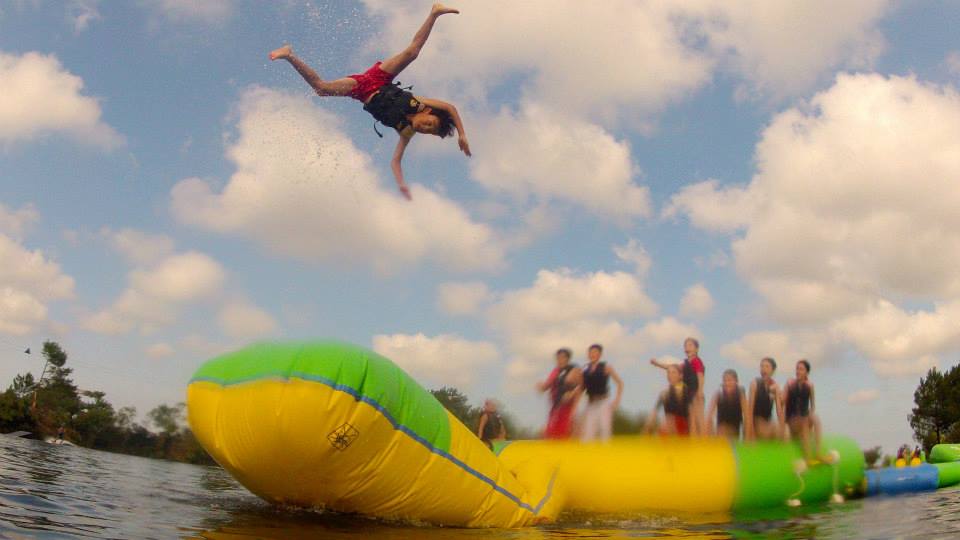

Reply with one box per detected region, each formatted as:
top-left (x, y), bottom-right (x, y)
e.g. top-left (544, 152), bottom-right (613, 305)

top-left (645, 364), bottom-right (690, 435)
top-left (537, 348), bottom-right (583, 439)
top-left (747, 357), bottom-right (784, 440)
top-left (707, 369), bottom-right (750, 439)
top-left (269, 3), bottom-right (471, 200)
top-left (650, 337), bottom-right (706, 435)
top-left (783, 359), bottom-right (824, 462)
top-left (580, 344), bottom-right (624, 442)
top-left (57, 425), bottom-right (66, 442)
top-left (476, 399), bottom-right (506, 449)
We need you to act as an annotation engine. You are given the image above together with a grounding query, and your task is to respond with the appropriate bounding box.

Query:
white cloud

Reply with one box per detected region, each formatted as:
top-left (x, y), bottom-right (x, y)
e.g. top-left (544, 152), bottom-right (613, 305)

top-left (372, 333), bottom-right (499, 388)
top-left (478, 243), bottom-right (700, 389)
top-left (687, 0), bottom-right (890, 100)
top-left (469, 103), bottom-right (650, 222)
top-left (362, 1), bottom-right (891, 114)
top-left (84, 251), bottom-right (225, 335)
top-left (68, 0), bottom-right (101, 32)
top-left (436, 281), bottom-right (490, 316)
top-left (101, 227), bottom-right (176, 266)
top-left (662, 179), bottom-right (755, 233)
top-left (171, 87), bottom-right (505, 274)
top-left (847, 388), bottom-right (879, 404)
top-left (0, 202), bottom-right (38, 239)
top-left (144, 0), bottom-right (232, 24)
top-left (0, 232), bottom-right (75, 335)
top-left (145, 342), bottom-right (174, 359)
top-left (362, 0), bottom-right (713, 122)
top-left (218, 301), bottom-right (278, 340)
top-left (614, 238), bottom-right (652, 277)
top-left (489, 268), bottom-right (657, 332)
top-left (0, 51), bottom-right (122, 147)
top-left (721, 330), bottom-right (827, 369)
top-left (679, 283), bottom-right (714, 318)
top-left (832, 301), bottom-right (960, 376)
top-left (669, 73), bottom-right (960, 374)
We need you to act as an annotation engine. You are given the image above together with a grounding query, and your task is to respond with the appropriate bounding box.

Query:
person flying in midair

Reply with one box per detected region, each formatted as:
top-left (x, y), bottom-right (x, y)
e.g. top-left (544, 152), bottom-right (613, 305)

top-left (270, 3), bottom-right (470, 200)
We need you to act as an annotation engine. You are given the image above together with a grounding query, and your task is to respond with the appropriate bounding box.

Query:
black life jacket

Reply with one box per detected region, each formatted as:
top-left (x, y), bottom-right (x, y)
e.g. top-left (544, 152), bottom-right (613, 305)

top-left (551, 364), bottom-right (577, 410)
top-left (682, 357), bottom-right (701, 395)
top-left (785, 380), bottom-right (811, 419)
top-left (753, 377), bottom-right (774, 420)
top-left (664, 384), bottom-right (688, 417)
top-left (583, 361), bottom-right (609, 398)
top-left (481, 412), bottom-right (503, 441)
top-left (717, 387), bottom-right (743, 430)
top-left (363, 82), bottom-right (421, 136)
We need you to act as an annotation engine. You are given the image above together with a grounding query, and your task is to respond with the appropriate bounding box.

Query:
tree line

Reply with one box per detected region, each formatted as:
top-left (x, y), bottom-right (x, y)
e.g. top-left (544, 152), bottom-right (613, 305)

top-left (909, 364), bottom-right (960, 453)
top-left (0, 341), bottom-right (213, 465)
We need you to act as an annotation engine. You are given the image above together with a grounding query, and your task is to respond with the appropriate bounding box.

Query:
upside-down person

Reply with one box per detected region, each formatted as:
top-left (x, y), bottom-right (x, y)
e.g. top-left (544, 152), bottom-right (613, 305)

top-left (270, 3), bottom-right (471, 200)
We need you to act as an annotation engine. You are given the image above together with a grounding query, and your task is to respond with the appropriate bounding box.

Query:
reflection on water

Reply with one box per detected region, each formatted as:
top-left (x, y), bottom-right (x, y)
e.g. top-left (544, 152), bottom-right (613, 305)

top-left (0, 435), bottom-right (958, 539)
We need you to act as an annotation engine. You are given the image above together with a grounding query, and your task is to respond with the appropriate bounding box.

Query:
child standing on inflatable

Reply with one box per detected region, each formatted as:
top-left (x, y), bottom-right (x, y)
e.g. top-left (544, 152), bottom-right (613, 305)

top-left (580, 344), bottom-right (624, 442)
top-left (783, 359), bottom-right (826, 463)
top-left (537, 348), bottom-right (583, 439)
top-left (476, 399), bottom-right (506, 450)
top-left (650, 338), bottom-right (706, 435)
top-left (645, 365), bottom-right (690, 435)
top-left (269, 3), bottom-right (471, 200)
top-left (747, 357), bottom-right (785, 440)
top-left (707, 369), bottom-right (751, 439)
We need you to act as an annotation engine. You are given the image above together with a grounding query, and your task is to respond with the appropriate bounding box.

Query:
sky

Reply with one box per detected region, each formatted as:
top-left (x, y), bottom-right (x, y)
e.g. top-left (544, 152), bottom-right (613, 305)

top-left (1, 0), bottom-right (959, 452)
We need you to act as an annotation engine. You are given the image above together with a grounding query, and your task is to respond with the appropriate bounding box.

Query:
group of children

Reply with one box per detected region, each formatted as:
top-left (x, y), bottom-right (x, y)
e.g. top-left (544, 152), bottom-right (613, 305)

top-left (536, 338), bottom-right (827, 461)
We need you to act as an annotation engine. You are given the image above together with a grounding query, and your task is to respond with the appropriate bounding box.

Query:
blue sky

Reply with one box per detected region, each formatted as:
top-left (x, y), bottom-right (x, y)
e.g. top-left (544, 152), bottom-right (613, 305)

top-left (2, 0), bottom-right (960, 452)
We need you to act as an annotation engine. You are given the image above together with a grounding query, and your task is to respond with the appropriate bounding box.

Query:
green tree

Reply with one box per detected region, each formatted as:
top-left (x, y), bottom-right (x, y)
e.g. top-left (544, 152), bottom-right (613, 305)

top-left (909, 366), bottom-right (960, 452)
top-left (10, 373), bottom-right (35, 397)
top-left (863, 446), bottom-right (882, 469)
top-left (148, 403), bottom-right (185, 435)
top-left (73, 391), bottom-right (120, 447)
top-left (0, 389), bottom-right (36, 433)
top-left (430, 387), bottom-right (481, 427)
top-left (42, 341), bottom-right (68, 369)
top-left (613, 409), bottom-right (648, 435)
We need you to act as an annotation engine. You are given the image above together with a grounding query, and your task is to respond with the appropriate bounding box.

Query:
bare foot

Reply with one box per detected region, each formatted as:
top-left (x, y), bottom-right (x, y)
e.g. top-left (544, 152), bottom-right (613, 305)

top-left (269, 45), bottom-right (292, 61)
top-left (431, 3), bottom-right (459, 17)
top-left (398, 184), bottom-right (412, 201)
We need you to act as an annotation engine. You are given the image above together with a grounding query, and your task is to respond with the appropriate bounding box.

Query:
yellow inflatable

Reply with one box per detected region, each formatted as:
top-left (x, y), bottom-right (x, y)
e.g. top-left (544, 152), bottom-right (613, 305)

top-left (188, 341), bottom-right (865, 528)
top-left (188, 341), bottom-right (562, 527)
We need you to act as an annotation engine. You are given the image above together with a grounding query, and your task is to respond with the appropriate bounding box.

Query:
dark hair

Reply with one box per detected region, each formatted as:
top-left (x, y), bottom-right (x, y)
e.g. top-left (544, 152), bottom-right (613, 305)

top-left (556, 348), bottom-right (572, 359)
top-left (761, 357), bottom-right (777, 371)
top-left (723, 369), bottom-right (739, 382)
top-left (588, 343), bottom-right (603, 353)
top-left (430, 108), bottom-right (455, 138)
top-left (685, 337), bottom-right (700, 349)
top-left (797, 359), bottom-right (811, 373)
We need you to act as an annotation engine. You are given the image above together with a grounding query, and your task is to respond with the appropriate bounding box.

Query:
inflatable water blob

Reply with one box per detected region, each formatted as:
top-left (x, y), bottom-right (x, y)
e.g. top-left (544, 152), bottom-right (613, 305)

top-left (186, 341), bottom-right (954, 528)
top-left (865, 443), bottom-right (960, 496)
top-left (187, 341), bottom-right (561, 528)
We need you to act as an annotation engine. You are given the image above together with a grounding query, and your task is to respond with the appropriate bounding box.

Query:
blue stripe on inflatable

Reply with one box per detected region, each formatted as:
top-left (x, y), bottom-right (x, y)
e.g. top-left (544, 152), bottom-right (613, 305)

top-left (191, 373), bottom-right (555, 516)
top-left (865, 464), bottom-right (939, 496)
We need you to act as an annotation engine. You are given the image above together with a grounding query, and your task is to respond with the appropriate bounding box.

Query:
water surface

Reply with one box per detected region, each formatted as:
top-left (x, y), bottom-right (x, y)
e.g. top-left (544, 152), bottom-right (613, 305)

top-left (1, 436), bottom-right (958, 539)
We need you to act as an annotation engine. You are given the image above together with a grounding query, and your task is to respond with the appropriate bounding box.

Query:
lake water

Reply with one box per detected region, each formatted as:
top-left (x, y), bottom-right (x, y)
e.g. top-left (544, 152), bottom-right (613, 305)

top-left (1, 435), bottom-right (959, 539)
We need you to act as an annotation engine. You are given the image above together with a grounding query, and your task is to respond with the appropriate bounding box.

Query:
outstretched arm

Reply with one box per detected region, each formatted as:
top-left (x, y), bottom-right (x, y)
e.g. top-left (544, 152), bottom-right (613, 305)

top-left (608, 365), bottom-right (624, 410)
top-left (391, 135), bottom-right (413, 200)
top-left (649, 358), bottom-right (669, 370)
top-left (419, 98), bottom-right (471, 156)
